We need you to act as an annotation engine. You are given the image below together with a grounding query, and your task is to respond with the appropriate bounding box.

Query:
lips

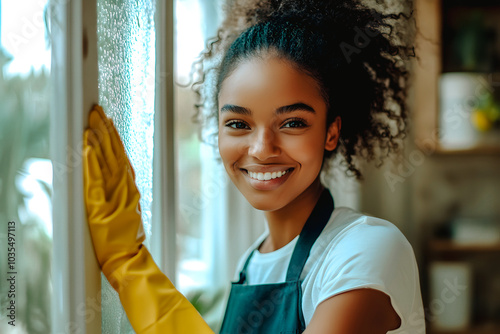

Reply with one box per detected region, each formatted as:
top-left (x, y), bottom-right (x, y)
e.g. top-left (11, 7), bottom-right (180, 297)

top-left (239, 166), bottom-right (295, 191)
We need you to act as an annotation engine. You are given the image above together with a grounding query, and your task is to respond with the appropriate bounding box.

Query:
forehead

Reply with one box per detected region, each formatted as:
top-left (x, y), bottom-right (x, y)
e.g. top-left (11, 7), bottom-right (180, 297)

top-left (218, 56), bottom-right (326, 112)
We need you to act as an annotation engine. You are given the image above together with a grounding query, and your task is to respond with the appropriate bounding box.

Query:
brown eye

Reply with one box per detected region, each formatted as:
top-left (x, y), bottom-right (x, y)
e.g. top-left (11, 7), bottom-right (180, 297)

top-left (282, 119), bottom-right (308, 128)
top-left (226, 120), bottom-right (250, 129)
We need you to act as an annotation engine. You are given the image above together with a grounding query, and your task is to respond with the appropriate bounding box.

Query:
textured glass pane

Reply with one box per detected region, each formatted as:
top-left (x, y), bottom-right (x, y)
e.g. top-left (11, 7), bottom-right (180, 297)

top-left (0, 0), bottom-right (52, 333)
top-left (97, 0), bottom-right (156, 332)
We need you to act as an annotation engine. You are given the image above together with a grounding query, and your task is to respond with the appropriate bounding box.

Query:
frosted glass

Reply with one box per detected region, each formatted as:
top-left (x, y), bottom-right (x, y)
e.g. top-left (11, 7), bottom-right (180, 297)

top-left (97, 0), bottom-right (156, 333)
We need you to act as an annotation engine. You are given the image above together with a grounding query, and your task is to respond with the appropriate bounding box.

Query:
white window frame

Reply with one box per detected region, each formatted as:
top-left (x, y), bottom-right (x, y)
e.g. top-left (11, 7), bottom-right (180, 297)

top-left (151, 0), bottom-right (177, 280)
top-left (50, 0), bottom-right (101, 332)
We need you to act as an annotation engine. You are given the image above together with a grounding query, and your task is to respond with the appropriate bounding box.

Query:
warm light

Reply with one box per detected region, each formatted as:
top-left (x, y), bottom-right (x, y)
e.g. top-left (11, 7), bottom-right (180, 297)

top-left (0, 0), bottom-right (51, 76)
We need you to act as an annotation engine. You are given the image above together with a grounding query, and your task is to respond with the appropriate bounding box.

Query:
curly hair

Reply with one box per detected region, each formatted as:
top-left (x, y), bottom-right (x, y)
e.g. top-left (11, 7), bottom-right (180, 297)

top-left (190, 0), bottom-right (416, 179)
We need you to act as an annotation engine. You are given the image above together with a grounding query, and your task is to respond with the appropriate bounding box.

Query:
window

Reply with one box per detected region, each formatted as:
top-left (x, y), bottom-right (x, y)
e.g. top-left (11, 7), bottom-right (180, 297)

top-left (0, 1), bottom-right (52, 333)
top-left (96, 0), bottom-right (156, 332)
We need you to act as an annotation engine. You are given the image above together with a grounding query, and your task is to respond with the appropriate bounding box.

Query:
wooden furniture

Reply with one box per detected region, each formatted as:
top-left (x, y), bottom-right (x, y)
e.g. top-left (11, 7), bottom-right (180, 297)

top-left (414, 0), bottom-right (500, 154)
top-left (414, 0), bottom-right (500, 333)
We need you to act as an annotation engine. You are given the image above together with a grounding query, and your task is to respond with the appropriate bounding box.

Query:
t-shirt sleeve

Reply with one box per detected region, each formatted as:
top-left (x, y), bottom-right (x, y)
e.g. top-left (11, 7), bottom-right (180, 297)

top-left (315, 218), bottom-right (419, 327)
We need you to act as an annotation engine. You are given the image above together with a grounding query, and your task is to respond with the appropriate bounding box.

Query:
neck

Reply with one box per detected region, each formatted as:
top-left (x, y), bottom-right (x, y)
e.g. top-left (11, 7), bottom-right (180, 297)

top-left (260, 178), bottom-right (325, 253)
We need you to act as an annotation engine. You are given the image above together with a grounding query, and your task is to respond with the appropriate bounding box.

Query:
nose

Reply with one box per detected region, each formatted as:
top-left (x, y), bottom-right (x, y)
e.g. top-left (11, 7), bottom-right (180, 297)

top-left (248, 128), bottom-right (280, 161)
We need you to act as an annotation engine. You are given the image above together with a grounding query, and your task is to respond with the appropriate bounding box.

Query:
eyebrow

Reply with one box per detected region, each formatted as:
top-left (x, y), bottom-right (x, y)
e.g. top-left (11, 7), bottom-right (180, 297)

top-left (220, 104), bottom-right (251, 115)
top-left (276, 103), bottom-right (316, 114)
top-left (220, 102), bottom-right (316, 115)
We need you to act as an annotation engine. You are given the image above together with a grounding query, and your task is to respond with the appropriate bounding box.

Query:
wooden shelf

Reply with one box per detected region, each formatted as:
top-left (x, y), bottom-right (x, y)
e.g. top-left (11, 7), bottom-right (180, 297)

top-left (428, 324), bottom-right (500, 334)
top-left (414, 140), bottom-right (500, 157)
top-left (415, 1), bottom-right (500, 333)
top-left (429, 240), bottom-right (500, 253)
top-left (433, 146), bottom-right (500, 156)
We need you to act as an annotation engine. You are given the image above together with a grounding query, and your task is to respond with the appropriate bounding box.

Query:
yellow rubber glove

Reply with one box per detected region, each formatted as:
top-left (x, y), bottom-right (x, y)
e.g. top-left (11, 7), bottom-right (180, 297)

top-left (83, 105), bottom-right (214, 334)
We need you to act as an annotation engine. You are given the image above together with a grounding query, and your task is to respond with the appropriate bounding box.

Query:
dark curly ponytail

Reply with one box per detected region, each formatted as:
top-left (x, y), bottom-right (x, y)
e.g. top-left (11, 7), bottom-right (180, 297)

top-left (191, 0), bottom-right (416, 179)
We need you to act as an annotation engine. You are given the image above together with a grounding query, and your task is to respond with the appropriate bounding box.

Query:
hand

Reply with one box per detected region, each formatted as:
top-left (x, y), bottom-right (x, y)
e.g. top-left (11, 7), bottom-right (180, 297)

top-left (83, 104), bottom-right (145, 279)
top-left (83, 105), bottom-right (213, 333)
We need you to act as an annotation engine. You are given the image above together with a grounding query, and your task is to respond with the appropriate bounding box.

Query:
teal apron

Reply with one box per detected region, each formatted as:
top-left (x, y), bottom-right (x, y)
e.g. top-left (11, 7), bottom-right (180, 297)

top-left (220, 189), bottom-right (334, 334)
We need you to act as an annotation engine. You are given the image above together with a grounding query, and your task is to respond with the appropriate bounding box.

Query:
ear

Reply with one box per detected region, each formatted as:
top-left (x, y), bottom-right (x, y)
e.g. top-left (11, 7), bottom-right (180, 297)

top-left (325, 116), bottom-right (341, 151)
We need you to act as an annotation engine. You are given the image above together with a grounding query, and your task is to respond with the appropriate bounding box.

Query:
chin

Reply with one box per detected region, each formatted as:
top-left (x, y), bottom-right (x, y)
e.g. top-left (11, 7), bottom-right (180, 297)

top-left (241, 191), bottom-right (290, 212)
top-left (248, 201), bottom-right (278, 212)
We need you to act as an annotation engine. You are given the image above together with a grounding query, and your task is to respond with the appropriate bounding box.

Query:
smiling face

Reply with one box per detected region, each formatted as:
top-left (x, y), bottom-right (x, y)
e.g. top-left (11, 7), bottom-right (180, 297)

top-left (218, 55), bottom-right (340, 211)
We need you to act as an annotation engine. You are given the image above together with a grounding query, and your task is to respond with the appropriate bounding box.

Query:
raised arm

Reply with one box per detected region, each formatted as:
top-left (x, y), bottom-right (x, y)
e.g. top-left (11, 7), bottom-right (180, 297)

top-left (83, 105), bottom-right (214, 334)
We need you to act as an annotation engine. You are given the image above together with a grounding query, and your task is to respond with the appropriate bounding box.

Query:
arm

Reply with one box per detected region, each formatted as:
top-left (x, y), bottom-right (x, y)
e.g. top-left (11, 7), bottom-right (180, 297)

top-left (83, 105), bottom-right (214, 334)
top-left (301, 217), bottom-right (423, 334)
top-left (304, 288), bottom-right (400, 334)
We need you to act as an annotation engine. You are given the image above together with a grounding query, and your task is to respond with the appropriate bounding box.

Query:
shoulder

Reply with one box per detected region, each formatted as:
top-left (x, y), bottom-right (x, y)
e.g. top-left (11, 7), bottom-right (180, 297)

top-left (302, 207), bottom-right (423, 329)
top-left (314, 207), bottom-right (413, 263)
top-left (309, 207), bottom-right (417, 286)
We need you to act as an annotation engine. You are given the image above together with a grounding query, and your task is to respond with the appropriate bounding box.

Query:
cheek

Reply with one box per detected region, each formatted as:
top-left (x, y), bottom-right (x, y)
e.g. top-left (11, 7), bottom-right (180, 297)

top-left (218, 133), bottom-right (241, 170)
top-left (283, 133), bottom-right (326, 169)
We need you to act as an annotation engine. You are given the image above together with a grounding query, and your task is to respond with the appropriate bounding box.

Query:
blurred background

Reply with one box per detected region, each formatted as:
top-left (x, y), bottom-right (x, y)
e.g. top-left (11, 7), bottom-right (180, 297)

top-left (0, 0), bottom-right (499, 333)
top-left (0, 0), bottom-right (51, 333)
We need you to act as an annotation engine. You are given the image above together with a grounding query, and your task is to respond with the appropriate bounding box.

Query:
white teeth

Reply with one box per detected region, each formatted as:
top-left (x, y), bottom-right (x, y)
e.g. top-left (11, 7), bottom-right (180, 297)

top-left (248, 169), bottom-right (290, 181)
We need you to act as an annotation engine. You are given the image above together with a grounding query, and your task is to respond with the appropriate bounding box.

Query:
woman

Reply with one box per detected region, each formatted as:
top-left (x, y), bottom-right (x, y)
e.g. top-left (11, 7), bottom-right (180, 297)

top-left (84, 0), bottom-right (424, 332)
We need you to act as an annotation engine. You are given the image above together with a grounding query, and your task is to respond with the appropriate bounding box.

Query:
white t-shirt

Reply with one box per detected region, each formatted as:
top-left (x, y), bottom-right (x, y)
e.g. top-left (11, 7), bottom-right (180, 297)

top-left (233, 207), bottom-right (426, 334)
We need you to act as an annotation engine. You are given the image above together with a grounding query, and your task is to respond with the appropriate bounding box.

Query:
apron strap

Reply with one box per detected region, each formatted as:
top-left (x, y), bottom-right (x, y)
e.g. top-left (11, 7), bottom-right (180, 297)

top-left (237, 188), bottom-right (334, 284)
top-left (237, 249), bottom-right (255, 284)
top-left (285, 188), bottom-right (334, 282)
